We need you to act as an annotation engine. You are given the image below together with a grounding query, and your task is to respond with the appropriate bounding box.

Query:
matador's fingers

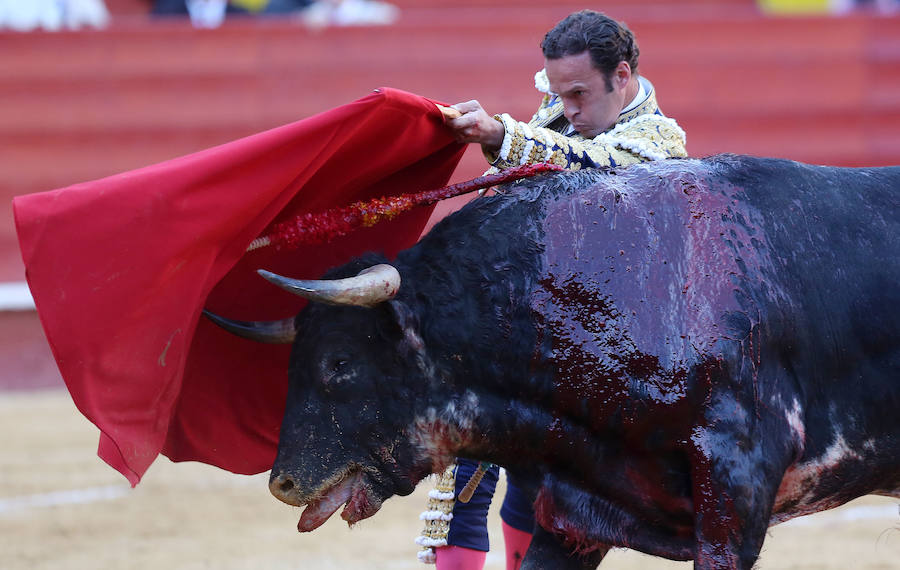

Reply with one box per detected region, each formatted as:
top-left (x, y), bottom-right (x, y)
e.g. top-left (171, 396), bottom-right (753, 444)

top-left (451, 100), bottom-right (483, 114)
top-left (436, 105), bottom-right (461, 121)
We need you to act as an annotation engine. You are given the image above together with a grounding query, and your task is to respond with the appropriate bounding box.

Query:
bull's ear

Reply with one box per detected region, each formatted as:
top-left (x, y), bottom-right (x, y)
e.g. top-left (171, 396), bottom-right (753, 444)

top-left (387, 300), bottom-right (425, 354)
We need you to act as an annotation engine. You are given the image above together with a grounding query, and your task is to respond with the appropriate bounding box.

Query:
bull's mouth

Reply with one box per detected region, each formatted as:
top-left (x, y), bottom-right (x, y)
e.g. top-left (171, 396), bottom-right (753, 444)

top-left (296, 470), bottom-right (382, 532)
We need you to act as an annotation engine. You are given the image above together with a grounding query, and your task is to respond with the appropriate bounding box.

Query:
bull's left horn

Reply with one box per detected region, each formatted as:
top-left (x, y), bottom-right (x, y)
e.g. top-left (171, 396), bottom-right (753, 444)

top-left (258, 264), bottom-right (400, 308)
top-left (202, 310), bottom-right (297, 344)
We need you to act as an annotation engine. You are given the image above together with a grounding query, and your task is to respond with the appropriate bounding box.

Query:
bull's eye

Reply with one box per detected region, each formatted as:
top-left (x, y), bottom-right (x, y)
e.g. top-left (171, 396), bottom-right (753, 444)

top-left (319, 355), bottom-right (352, 388)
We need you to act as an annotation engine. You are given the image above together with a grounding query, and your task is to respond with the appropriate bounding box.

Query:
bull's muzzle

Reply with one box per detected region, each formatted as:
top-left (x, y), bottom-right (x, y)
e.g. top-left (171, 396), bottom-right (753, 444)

top-left (269, 472), bottom-right (305, 506)
top-left (270, 468), bottom-right (373, 532)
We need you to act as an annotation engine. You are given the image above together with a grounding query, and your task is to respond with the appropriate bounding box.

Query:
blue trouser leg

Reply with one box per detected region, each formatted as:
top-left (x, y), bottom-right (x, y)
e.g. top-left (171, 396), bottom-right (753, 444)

top-left (500, 472), bottom-right (535, 533)
top-left (447, 459), bottom-right (536, 550)
top-left (447, 459), bottom-right (499, 551)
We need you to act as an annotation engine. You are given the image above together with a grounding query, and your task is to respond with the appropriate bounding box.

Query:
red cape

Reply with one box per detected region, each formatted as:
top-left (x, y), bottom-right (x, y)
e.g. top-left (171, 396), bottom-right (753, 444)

top-left (14, 87), bottom-right (465, 486)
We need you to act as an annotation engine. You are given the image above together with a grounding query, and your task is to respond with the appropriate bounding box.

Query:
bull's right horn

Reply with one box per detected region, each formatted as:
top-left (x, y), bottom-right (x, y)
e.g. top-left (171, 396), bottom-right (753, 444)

top-left (202, 310), bottom-right (297, 344)
top-left (258, 263), bottom-right (400, 308)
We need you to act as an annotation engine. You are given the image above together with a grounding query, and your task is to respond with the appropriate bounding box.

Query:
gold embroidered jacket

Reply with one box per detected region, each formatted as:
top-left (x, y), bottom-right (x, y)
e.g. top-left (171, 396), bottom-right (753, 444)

top-left (485, 72), bottom-right (687, 170)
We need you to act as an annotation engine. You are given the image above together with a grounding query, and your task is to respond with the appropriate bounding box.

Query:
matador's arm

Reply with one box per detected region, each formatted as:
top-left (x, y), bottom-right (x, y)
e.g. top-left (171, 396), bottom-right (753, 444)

top-left (485, 112), bottom-right (687, 171)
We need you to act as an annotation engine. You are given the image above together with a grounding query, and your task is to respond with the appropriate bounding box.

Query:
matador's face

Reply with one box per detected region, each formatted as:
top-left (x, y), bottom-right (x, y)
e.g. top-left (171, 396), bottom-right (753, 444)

top-left (545, 51), bottom-right (632, 139)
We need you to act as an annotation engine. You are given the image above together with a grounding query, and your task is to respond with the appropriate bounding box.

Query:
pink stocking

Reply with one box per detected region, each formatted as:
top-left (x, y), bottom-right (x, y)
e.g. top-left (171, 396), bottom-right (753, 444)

top-left (435, 545), bottom-right (487, 570)
top-left (502, 521), bottom-right (533, 570)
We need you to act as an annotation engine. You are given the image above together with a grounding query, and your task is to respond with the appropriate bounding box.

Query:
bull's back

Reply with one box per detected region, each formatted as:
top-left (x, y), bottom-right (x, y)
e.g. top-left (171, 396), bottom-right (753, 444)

top-left (420, 155), bottom-right (900, 434)
top-left (716, 156), bottom-right (900, 389)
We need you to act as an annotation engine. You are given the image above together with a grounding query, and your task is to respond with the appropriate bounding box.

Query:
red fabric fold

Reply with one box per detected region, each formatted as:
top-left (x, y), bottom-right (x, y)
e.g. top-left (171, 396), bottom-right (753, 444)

top-left (14, 87), bottom-right (465, 485)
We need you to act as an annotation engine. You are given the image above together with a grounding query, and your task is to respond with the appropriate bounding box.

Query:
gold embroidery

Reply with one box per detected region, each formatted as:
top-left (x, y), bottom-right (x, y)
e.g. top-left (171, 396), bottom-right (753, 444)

top-left (416, 465), bottom-right (458, 564)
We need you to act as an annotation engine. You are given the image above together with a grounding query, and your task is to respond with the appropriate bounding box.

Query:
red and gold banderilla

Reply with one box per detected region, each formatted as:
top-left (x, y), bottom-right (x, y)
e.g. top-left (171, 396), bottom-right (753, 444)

top-left (246, 162), bottom-right (562, 252)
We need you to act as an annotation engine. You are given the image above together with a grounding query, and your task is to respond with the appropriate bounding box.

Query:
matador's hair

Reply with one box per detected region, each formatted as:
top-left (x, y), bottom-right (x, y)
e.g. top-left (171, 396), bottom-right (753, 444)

top-left (541, 10), bottom-right (640, 90)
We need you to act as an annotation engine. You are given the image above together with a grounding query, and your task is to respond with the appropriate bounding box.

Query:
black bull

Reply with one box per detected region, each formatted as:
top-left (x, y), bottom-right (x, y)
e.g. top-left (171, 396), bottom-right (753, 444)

top-left (209, 154), bottom-right (899, 569)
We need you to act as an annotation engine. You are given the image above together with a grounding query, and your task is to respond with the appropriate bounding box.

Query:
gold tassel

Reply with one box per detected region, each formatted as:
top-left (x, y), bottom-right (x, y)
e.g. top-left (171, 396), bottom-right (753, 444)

top-left (457, 462), bottom-right (490, 503)
top-left (415, 464), bottom-right (458, 564)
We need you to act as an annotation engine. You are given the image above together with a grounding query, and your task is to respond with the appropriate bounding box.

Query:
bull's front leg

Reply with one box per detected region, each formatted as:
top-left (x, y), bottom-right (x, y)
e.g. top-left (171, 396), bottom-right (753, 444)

top-left (519, 477), bottom-right (612, 570)
top-left (689, 391), bottom-right (798, 570)
top-left (521, 525), bottom-right (607, 570)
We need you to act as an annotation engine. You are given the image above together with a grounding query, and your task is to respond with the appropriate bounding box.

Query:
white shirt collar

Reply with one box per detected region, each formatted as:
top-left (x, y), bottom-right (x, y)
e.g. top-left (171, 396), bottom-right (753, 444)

top-left (621, 77), bottom-right (648, 113)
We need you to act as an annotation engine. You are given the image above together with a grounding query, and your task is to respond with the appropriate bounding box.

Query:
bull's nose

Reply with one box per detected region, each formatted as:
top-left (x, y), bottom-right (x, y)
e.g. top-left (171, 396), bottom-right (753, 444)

top-left (269, 472), bottom-right (302, 505)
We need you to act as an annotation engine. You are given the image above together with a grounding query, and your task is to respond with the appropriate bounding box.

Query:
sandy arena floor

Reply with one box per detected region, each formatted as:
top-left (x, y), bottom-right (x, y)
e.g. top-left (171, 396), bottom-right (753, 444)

top-left (1, 389), bottom-right (897, 570)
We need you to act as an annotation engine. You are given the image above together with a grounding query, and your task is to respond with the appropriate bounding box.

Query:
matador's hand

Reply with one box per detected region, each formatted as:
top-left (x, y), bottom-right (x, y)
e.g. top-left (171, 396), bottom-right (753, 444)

top-left (447, 100), bottom-right (505, 153)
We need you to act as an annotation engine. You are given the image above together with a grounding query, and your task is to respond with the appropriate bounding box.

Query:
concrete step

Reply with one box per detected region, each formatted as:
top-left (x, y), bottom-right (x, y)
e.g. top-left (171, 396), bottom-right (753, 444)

top-left (2, 11), bottom-right (899, 284)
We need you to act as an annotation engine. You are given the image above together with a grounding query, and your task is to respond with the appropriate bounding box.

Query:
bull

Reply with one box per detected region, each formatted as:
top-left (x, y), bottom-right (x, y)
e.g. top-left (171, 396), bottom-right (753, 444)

top-left (207, 154), bottom-right (900, 569)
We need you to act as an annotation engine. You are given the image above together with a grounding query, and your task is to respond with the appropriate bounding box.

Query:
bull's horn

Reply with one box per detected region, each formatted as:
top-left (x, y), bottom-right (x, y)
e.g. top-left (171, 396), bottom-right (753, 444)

top-left (202, 310), bottom-right (297, 344)
top-left (258, 263), bottom-right (401, 308)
